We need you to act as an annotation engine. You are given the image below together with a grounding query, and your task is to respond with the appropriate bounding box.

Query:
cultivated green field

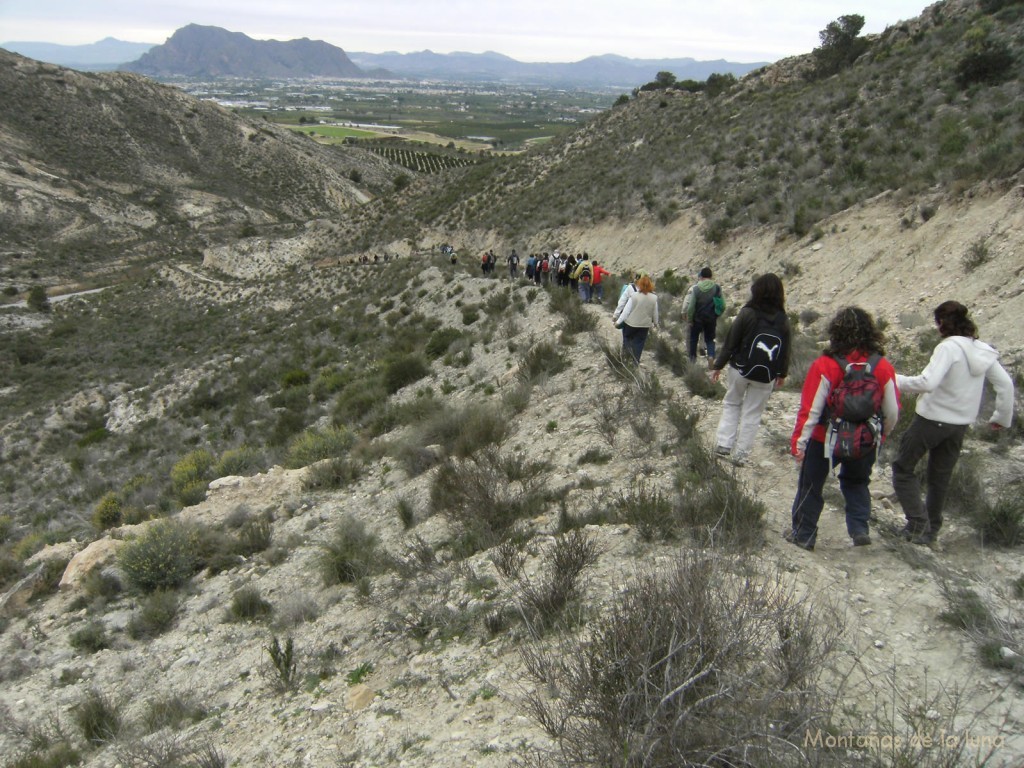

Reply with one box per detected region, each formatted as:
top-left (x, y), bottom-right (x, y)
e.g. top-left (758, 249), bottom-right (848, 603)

top-left (284, 125), bottom-right (379, 140)
top-left (227, 81), bottom-right (615, 151)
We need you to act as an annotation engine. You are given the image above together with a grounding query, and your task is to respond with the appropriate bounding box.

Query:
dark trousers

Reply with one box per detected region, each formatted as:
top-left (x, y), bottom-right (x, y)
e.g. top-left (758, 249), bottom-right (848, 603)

top-left (688, 317), bottom-right (717, 361)
top-left (791, 439), bottom-right (875, 546)
top-left (891, 415), bottom-right (968, 534)
top-left (621, 324), bottom-right (650, 363)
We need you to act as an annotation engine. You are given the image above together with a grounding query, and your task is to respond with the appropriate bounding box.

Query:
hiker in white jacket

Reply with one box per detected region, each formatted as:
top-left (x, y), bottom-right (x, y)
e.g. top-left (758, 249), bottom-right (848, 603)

top-left (892, 301), bottom-right (1015, 545)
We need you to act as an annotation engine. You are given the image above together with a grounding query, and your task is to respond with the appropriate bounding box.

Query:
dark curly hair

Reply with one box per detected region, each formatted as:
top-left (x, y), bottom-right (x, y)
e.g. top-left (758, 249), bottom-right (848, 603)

top-left (825, 306), bottom-right (885, 358)
top-left (934, 300), bottom-right (978, 339)
top-left (746, 273), bottom-right (785, 313)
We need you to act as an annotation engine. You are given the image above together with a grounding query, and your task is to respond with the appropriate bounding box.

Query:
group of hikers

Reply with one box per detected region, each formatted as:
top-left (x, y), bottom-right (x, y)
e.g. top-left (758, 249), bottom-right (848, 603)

top-left (610, 266), bottom-right (1015, 551)
top-left (449, 244), bottom-right (1015, 551)
top-left (448, 241), bottom-right (1016, 550)
top-left (474, 248), bottom-right (614, 302)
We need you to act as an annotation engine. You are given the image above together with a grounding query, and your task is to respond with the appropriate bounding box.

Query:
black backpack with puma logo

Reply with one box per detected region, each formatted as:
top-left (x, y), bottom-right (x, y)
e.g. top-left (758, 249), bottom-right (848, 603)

top-left (735, 310), bottom-right (787, 383)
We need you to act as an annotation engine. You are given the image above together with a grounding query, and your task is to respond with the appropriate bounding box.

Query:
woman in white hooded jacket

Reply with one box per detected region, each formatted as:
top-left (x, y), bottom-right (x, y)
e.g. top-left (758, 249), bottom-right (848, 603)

top-left (892, 301), bottom-right (1015, 544)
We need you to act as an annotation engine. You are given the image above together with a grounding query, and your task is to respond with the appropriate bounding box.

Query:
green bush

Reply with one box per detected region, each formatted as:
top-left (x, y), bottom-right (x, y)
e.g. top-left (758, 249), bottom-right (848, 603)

top-left (383, 353), bottom-right (431, 394)
top-left (303, 457), bottom-right (363, 491)
top-left (170, 449), bottom-right (214, 506)
top-left (517, 341), bottom-right (568, 384)
top-left (26, 285), bottom-right (50, 313)
top-left (961, 237), bottom-right (991, 273)
top-left (0, 550), bottom-right (24, 591)
top-left (285, 425), bottom-right (354, 469)
top-left (236, 515), bottom-right (274, 555)
top-left (119, 520), bottom-right (201, 593)
top-left (142, 693), bottom-right (207, 732)
top-left (366, 394), bottom-right (438, 437)
top-left (127, 589), bottom-right (180, 639)
top-left (973, 494), bottom-right (1024, 548)
top-left (318, 515), bottom-right (385, 585)
top-left (69, 621), bottom-right (109, 654)
top-left (81, 568), bottom-right (122, 601)
top-left (420, 402), bottom-right (510, 458)
top-left (658, 269), bottom-right (688, 297)
top-left (74, 689), bottom-right (122, 745)
top-left (548, 289), bottom-right (596, 336)
top-left (956, 42), bottom-right (1014, 88)
top-left (614, 480), bottom-right (677, 541)
top-left (214, 445), bottom-right (264, 477)
top-left (683, 359), bottom-right (722, 399)
top-left (280, 369), bottom-right (310, 388)
top-left (91, 491), bottom-right (123, 530)
top-left (229, 586), bottom-right (274, 622)
top-left (425, 327), bottom-right (465, 359)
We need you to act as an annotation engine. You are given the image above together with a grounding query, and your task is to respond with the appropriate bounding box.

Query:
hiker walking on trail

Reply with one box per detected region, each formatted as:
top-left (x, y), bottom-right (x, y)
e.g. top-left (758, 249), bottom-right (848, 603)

top-left (686, 267), bottom-right (725, 364)
top-left (612, 272), bottom-right (640, 324)
top-left (572, 255), bottom-right (594, 303)
top-left (892, 300), bottom-right (1015, 546)
top-left (787, 307), bottom-right (900, 551)
top-left (591, 260), bottom-right (611, 303)
top-left (616, 274), bottom-right (659, 364)
top-left (711, 273), bottom-right (791, 467)
top-left (507, 249), bottom-right (520, 280)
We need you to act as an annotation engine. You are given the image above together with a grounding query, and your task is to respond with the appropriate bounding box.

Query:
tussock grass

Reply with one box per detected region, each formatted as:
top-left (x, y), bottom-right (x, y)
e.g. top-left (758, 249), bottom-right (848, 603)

top-left (318, 515), bottom-right (386, 585)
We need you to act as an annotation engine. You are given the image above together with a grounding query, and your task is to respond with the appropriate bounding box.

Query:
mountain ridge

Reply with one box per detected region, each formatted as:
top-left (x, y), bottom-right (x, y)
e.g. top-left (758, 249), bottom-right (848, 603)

top-left (2, 30), bottom-right (766, 86)
top-left (119, 24), bottom-right (367, 79)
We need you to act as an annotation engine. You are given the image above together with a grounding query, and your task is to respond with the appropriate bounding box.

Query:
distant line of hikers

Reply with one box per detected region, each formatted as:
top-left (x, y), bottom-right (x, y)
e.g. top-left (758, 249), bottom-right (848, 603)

top-left (477, 248), bottom-right (613, 302)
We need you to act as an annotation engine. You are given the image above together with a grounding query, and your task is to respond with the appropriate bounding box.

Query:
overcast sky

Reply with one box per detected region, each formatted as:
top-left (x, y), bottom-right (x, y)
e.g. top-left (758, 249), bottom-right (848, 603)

top-left (1, 0), bottom-right (930, 62)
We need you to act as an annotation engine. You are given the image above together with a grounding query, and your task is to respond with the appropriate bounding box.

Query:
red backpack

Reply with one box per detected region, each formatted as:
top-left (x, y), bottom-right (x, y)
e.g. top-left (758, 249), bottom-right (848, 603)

top-left (825, 354), bottom-right (884, 462)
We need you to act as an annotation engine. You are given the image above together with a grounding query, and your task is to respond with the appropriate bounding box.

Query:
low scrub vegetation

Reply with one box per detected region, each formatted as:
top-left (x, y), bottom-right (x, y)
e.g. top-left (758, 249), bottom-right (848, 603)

top-left (521, 553), bottom-right (845, 767)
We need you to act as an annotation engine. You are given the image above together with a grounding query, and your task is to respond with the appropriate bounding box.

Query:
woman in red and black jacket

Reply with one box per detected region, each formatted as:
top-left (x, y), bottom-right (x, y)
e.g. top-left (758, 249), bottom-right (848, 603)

top-left (787, 307), bottom-right (900, 550)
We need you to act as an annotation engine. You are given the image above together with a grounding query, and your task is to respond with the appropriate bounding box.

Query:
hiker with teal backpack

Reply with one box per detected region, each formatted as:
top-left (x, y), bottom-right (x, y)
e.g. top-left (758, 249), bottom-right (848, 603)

top-left (686, 267), bottom-right (724, 365)
top-left (892, 301), bottom-right (1015, 545)
top-left (787, 307), bottom-right (900, 550)
top-left (710, 273), bottom-right (791, 467)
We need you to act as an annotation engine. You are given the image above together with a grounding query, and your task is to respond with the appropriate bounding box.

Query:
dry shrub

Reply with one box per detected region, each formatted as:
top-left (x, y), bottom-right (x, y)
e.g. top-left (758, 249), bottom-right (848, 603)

top-left (521, 552), bottom-right (843, 768)
top-left (509, 530), bottom-right (602, 634)
top-left (430, 447), bottom-right (549, 552)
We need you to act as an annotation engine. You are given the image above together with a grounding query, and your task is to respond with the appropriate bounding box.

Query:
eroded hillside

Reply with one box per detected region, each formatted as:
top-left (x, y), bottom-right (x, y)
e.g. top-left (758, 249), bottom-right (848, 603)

top-left (0, 50), bottom-right (401, 284)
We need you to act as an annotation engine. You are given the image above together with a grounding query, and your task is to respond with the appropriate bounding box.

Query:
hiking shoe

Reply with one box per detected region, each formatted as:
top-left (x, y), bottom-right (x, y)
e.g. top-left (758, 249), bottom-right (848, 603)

top-left (730, 455), bottom-right (749, 468)
top-left (852, 534), bottom-right (872, 546)
top-left (911, 530), bottom-right (935, 546)
top-left (899, 525), bottom-right (935, 546)
top-left (783, 529), bottom-right (814, 551)
top-left (715, 446), bottom-right (731, 457)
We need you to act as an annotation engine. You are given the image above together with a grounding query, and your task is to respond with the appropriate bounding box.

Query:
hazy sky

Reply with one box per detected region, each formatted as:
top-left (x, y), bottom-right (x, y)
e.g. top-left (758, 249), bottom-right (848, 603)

top-left (1, 0), bottom-right (930, 62)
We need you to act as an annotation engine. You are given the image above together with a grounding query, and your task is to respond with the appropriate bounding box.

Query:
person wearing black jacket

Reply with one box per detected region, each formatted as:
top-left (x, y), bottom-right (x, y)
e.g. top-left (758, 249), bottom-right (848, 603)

top-left (710, 273), bottom-right (791, 467)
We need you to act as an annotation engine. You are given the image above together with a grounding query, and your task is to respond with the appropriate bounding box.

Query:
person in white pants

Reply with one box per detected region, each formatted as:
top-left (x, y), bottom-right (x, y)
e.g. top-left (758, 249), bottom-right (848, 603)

top-left (710, 273), bottom-right (791, 466)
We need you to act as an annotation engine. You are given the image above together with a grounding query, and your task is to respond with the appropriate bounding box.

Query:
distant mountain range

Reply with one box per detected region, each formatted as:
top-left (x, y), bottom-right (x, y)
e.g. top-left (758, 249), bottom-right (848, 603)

top-left (347, 50), bottom-right (766, 87)
top-left (0, 37), bottom-right (153, 69)
top-left (2, 25), bottom-right (768, 86)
